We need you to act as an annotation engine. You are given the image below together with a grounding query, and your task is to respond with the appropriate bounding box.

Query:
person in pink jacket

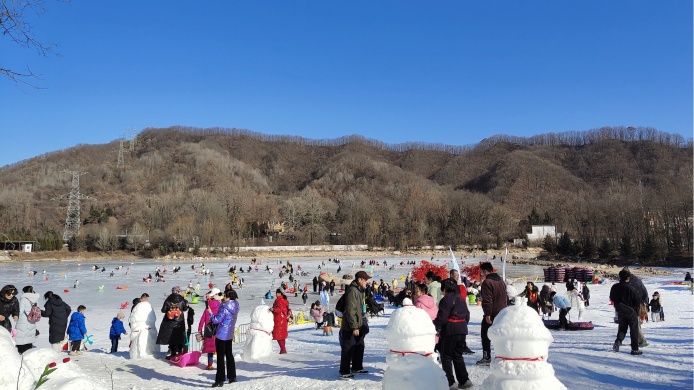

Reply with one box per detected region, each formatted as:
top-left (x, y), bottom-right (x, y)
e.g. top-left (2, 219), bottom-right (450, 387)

top-left (198, 288), bottom-right (222, 370)
top-left (414, 283), bottom-right (439, 344)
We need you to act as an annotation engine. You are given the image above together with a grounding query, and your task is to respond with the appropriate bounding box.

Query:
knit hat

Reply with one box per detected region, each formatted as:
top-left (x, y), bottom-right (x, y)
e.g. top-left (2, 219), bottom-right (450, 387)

top-left (171, 286), bottom-right (182, 294)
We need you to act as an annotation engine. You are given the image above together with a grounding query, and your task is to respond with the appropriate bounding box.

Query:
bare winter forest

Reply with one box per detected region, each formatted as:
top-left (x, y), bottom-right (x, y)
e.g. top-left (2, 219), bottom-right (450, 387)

top-left (0, 126), bottom-right (691, 264)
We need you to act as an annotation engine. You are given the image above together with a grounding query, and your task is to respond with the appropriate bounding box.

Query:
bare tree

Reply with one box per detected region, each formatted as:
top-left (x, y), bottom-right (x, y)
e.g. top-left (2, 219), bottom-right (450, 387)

top-left (1, 0), bottom-right (59, 85)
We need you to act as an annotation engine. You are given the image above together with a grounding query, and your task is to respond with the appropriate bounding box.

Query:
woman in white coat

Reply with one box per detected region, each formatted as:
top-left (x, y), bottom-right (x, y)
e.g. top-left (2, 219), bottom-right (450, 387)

top-left (129, 298), bottom-right (159, 359)
top-left (15, 286), bottom-right (39, 354)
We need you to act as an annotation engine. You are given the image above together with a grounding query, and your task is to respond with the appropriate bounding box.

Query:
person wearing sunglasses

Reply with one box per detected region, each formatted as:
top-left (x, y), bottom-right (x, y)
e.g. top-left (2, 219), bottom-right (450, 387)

top-left (0, 285), bottom-right (20, 333)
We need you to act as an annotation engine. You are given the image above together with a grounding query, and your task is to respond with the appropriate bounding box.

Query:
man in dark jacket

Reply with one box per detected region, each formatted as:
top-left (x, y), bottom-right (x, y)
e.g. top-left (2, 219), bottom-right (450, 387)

top-left (625, 268), bottom-right (649, 347)
top-left (477, 262), bottom-right (507, 366)
top-left (156, 286), bottom-right (189, 359)
top-left (0, 285), bottom-right (19, 333)
top-left (610, 269), bottom-right (642, 355)
top-left (339, 271), bottom-right (370, 380)
top-left (41, 291), bottom-right (72, 351)
top-left (435, 278), bottom-right (473, 389)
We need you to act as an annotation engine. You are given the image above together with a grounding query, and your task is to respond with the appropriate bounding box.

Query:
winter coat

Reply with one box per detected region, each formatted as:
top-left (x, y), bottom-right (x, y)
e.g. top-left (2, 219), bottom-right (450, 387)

top-left (0, 294), bottom-right (20, 332)
top-left (539, 285), bottom-right (553, 314)
top-left (15, 292), bottom-right (39, 346)
top-left (67, 312), bottom-right (87, 341)
top-left (627, 275), bottom-right (649, 304)
top-left (271, 295), bottom-right (289, 341)
top-left (649, 298), bottom-right (661, 313)
top-left (210, 299), bottom-right (240, 341)
top-left (41, 295), bottom-right (71, 344)
top-left (110, 318), bottom-right (127, 340)
top-left (434, 291), bottom-right (470, 337)
top-left (582, 284), bottom-right (590, 301)
top-left (156, 293), bottom-right (189, 346)
top-left (519, 286), bottom-right (540, 312)
top-left (342, 280), bottom-right (365, 332)
top-left (567, 289), bottom-right (585, 311)
top-left (481, 273), bottom-right (508, 318)
top-left (552, 295), bottom-right (571, 310)
top-left (310, 306), bottom-right (325, 322)
top-left (414, 294), bottom-right (438, 321)
top-left (198, 299), bottom-right (220, 353)
top-left (610, 281), bottom-right (641, 320)
top-left (427, 280), bottom-right (442, 307)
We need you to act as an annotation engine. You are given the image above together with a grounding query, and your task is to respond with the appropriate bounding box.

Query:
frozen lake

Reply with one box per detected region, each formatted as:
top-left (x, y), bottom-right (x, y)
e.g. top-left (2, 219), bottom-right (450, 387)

top-left (0, 254), bottom-right (546, 330)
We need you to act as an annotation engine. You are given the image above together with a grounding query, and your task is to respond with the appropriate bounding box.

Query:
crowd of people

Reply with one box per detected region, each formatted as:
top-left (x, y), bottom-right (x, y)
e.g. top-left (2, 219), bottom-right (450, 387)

top-left (0, 258), bottom-right (679, 389)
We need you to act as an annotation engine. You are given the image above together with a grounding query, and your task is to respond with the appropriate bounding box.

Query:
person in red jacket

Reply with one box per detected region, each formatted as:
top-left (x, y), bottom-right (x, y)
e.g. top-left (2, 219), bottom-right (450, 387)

top-left (476, 262), bottom-right (507, 366)
top-left (271, 289), bottom-right (289, 354)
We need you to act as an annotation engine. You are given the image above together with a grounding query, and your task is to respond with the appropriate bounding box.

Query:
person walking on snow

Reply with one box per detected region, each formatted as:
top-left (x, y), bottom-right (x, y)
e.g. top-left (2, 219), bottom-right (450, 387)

top-left (610, 269), bottom-right (643, 355)
top-left (271, 289), bottom-right (289, 354)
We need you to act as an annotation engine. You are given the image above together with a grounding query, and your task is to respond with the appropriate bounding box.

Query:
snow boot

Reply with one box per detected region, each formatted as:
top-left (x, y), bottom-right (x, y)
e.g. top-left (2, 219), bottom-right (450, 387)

top-left (612, 341), bottom-right (620, 352)
top-left (475, 351), bottom-right (491, 366)
top-left (458, 379), bottom-right (474, 389)
top-left (631, 350), bottom-right (642, 356)
top-left (462, 346), bottom-right (475, 355)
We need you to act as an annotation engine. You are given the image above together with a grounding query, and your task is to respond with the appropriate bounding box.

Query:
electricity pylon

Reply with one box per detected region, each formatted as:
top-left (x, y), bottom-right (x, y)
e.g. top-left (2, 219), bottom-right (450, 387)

top-left (51, 171), bottom-right (96, 241)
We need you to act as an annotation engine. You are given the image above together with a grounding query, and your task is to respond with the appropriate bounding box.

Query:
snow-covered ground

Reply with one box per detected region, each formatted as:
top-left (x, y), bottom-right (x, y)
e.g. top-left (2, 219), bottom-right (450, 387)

top-left (0, 256), bottom-right (691, 390)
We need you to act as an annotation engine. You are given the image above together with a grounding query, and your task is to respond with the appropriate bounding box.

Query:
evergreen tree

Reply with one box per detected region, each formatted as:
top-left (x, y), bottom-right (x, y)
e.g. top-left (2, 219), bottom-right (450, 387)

top-left (543, 234), bottom-right (556, 254)
top-left (640, 234), bottom-right (657, 262)
top-left (580, 236), bottom-right (596, 259)
top-left (619, 234), bottom-right (633, 260)
top-left (598, 238), bottom-right (612, 259)
top-left (668, 229), bottom-right (683, 259)
top-left (557, 232), bottom-right (573, 255)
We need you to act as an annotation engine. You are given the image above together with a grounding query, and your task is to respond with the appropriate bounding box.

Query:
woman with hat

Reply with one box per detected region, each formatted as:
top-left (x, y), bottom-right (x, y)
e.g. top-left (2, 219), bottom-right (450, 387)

top-left (156, 286), bottom-right (189, 359)
top-left (198, 287), bottom-right (223, 370)
top-left (270, 289), bottom-right (289, 354)
top-left (0, 285), bottom-right (19, 333)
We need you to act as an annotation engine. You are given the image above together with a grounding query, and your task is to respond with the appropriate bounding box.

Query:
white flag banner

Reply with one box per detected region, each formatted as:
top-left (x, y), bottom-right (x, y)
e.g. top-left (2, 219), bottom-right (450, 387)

top-left (502, 244), bottom-right (508, 280)
top-left (449, 247), bottom-right (461, 282)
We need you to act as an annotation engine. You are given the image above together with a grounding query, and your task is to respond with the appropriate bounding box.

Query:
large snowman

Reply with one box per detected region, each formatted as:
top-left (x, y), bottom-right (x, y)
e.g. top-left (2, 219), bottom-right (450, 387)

top-left (481, 304), bottom-right (566, 389)
top-left (382, 302), bottom-right (448, 390)
top-left (129, 300), bottom-right (159, 359)
top-left (239, 304), bottom-right (274, 362)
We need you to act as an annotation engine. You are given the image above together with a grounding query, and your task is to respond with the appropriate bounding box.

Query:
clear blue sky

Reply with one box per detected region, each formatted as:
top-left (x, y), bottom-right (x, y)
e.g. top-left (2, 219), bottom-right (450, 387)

top-left (1, 1), bottom-right (691, 167)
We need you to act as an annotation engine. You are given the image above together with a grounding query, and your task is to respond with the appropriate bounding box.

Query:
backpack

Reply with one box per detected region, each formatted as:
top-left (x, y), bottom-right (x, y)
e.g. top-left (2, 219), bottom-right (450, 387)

top-left (27, 303), bottom-right (41, 323)
top-left (167, 302), bottom-right (182, 320)
top-left (335, 294), bottom-right (346, 318)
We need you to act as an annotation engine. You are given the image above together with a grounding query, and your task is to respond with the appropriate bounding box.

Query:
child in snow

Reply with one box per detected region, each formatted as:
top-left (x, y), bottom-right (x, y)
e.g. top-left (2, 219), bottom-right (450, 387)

top-left (67, 305), bottom-right (87, 356)
top-left (648, 292), bottom-right (662, 322)
top-left (302, 291), bottom-right (308, 305)
top-left (109, 311), bottom-right (128, 353)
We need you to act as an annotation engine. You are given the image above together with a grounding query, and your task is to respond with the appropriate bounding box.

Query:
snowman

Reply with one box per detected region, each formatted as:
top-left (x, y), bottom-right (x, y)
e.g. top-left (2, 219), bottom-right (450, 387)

top-left (129, 301), bottom-right (159, 359)
top-left (382, 299), bottom-right (448, 390)
top-left (239, 304), bottom-right (274, 362)
top-left (481, 304), bottom-right (566, 389)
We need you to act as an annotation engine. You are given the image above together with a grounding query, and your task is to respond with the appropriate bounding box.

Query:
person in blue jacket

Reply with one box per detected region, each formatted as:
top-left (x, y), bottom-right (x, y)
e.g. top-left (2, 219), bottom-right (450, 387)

top-left (109, 311), bottom-right (128, 353)
top-left (551, 292), bottom-right (571, 330)
top-left (208, 289), bottom-right (240, 387)
top-left (67, 305), bottom-right (87, 356)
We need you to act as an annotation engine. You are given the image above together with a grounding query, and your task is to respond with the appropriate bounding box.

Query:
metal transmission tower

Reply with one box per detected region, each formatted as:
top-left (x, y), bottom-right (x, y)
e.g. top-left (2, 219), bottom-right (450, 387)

top-left (117, 139), bottom-right (126, 169)
top-left (52, 171), bottom-right (96, 241)
top-left (129, 129), bottom-right (138, 152)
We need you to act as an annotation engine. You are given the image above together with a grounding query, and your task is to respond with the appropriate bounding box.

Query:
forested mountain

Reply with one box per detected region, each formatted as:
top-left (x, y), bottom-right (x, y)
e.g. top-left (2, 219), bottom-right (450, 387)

top-left (0, 126), bottom-right (691, 264)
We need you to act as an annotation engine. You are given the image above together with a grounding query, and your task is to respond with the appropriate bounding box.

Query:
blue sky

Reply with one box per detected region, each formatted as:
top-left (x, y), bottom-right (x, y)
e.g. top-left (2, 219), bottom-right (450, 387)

top-left (1, 1), bottom-right (691, 167)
